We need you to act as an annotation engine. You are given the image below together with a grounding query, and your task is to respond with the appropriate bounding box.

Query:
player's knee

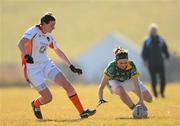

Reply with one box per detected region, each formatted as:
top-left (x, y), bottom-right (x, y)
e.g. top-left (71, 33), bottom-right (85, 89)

top-left (143, 91), bottom-right (153, 103)
top-left (61, 79), bottom-right (73, 91)
top-left (146, 95), bottom-right (153, 103)
top-left (115, 87), bottom-right (126, 97)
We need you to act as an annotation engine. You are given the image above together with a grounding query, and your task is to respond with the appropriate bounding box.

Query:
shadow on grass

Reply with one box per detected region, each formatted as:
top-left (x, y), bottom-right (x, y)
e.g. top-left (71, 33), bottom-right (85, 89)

top-left (38, 118), bottom-right (81, 123)
top-left (114, 117), bottom-right (149, 120)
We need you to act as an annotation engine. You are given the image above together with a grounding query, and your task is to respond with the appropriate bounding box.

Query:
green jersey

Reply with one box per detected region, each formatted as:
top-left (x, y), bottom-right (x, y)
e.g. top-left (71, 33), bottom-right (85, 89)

top-left (104, 60), bottom-right (140, 82)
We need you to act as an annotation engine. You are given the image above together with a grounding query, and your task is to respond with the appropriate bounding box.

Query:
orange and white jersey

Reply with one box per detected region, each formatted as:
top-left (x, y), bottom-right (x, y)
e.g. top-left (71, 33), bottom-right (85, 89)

top-left (22, 26), bottom-right (59, 65)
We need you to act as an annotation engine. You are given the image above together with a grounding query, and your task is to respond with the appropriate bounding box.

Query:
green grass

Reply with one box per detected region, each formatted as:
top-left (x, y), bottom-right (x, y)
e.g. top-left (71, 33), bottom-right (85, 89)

top-left (0, 0), bottom-right (180, 64)
top-left (1, 83), bottom-right (180, 126)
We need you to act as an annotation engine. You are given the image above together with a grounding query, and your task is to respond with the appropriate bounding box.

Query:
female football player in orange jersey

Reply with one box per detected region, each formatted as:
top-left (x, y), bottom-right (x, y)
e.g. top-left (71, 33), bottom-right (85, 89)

top-left (18, 12), bottom-right (96, 119)
top-left (98, 47), bottom-right (153, 111)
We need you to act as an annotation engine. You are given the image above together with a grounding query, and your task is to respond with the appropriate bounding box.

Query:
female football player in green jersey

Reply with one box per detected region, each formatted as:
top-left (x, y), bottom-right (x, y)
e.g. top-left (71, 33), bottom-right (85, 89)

top-left (98, 47), bottom-right (152, 111)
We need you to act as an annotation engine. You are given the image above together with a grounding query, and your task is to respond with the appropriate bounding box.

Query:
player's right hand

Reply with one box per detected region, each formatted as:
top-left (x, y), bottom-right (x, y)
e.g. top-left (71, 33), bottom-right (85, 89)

top-left (24, 54), bottom-right (34, 64)
top-left (98, 99), bottom-right (108, 106)
top-left (69, 65), bottom-right (83, 75)
top-left (137, 101), bottom-right (148, 111)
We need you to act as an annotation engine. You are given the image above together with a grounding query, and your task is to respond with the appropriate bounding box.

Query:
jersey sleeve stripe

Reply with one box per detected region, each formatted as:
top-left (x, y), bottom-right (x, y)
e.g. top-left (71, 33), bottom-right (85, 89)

top-left (104, 72), bottom-right (110, 80)
top-left (131, 72), bottom-right (141, 79)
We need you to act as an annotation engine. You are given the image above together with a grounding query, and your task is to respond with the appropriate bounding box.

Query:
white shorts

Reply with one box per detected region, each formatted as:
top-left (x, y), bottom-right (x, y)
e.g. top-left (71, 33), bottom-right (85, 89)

top-left (27, 60), bottom-right (62, 91)
top-left (108, 79), bottom-right (148, 94)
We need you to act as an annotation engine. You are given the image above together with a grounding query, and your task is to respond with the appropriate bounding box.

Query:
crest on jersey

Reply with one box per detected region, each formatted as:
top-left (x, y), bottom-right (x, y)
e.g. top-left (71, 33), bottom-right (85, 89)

top-left (47, 37), bottom-right (50, 41)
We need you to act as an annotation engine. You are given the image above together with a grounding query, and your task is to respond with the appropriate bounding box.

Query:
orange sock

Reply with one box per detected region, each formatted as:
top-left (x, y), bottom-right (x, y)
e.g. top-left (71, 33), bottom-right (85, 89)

top-left (33, 99), bottom-right (42, 108)
top-left (69, 94), bottom-right (84, 114)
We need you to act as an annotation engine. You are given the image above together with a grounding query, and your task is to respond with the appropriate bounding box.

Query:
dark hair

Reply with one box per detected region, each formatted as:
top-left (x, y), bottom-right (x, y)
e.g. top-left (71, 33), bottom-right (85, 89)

top-left (40, 12), bottom-right (56, 25)
top-left (114, 47), bottom-right (128, 61)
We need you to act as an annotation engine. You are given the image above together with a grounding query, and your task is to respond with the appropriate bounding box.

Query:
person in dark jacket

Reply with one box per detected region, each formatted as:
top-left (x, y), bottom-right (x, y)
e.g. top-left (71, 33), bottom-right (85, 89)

top-left (141, 23), bottom-right (170, 98)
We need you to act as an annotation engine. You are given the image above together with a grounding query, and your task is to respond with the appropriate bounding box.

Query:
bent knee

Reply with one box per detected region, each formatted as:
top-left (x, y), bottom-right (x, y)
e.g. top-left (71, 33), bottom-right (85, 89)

top-left (146, 95), bottom-right (153, 103)
top-left (114, 87), bottom-right (126, 96)
top-left (143, 91), bottom-right (153, 103)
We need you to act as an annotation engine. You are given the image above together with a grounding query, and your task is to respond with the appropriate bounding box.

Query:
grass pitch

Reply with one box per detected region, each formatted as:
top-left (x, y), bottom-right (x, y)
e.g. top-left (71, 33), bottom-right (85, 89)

top-left (0, 83), bottom-right (180, 126)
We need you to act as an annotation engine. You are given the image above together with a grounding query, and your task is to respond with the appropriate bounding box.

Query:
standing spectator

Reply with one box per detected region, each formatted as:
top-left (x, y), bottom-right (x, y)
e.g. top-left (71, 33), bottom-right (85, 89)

top-left (141, 23), bottom-right (170, 98)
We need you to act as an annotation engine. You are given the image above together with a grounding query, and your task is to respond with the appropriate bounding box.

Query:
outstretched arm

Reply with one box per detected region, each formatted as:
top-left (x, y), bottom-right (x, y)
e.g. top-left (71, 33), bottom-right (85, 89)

top-left (53, 48), bottom-right (82, 74)
top-left (98, 75), bottom-right (109, 100)
top-left (53, 48), bottom-right (72, 66)
top-left (98, 75), bottom-right (109, 106)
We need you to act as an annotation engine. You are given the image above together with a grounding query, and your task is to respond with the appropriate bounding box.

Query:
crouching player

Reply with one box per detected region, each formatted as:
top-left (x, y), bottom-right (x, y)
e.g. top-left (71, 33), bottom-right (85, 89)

top-left (18, 12), bottom-right (96, 119)
top-left (98, 47), bottom-right (153, 111)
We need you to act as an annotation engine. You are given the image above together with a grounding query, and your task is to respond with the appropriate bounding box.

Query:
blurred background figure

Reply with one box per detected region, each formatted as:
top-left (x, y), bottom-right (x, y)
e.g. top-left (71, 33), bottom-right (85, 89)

top-left (141, 23), bottom-right (170, 98)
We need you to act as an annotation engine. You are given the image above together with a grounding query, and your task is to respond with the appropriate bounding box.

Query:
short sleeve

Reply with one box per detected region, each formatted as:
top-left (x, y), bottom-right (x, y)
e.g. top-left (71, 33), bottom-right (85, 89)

top-left (103, 62), bottom-right (115, 80)
top-left (48, 34), bottom-right (59, 49)
top-left (23, 26), bottom-right (38, 40)
top-left (130, 61), bottom-right (141, 79)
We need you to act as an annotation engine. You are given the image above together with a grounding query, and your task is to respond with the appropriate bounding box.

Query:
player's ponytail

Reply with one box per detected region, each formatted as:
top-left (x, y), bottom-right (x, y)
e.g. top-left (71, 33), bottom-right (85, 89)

top-left (114, 47), bottom-right (128, 61)
top-left (114, 47), bottom-right (120, 55)
top-left (40, 12), bottom-right (56, 25)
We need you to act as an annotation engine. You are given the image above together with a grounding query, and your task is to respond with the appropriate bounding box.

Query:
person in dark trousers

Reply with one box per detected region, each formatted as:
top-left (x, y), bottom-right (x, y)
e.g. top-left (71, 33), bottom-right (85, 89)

top-left (141, 24), bottom-right (170, 98)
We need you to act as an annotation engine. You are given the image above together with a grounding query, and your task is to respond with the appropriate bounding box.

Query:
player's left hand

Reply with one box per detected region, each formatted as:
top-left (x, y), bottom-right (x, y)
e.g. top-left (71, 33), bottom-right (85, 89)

top-left (97, 99), bottom-right (108, 107)
top-left (69, 65), bottom-right (83, 75)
